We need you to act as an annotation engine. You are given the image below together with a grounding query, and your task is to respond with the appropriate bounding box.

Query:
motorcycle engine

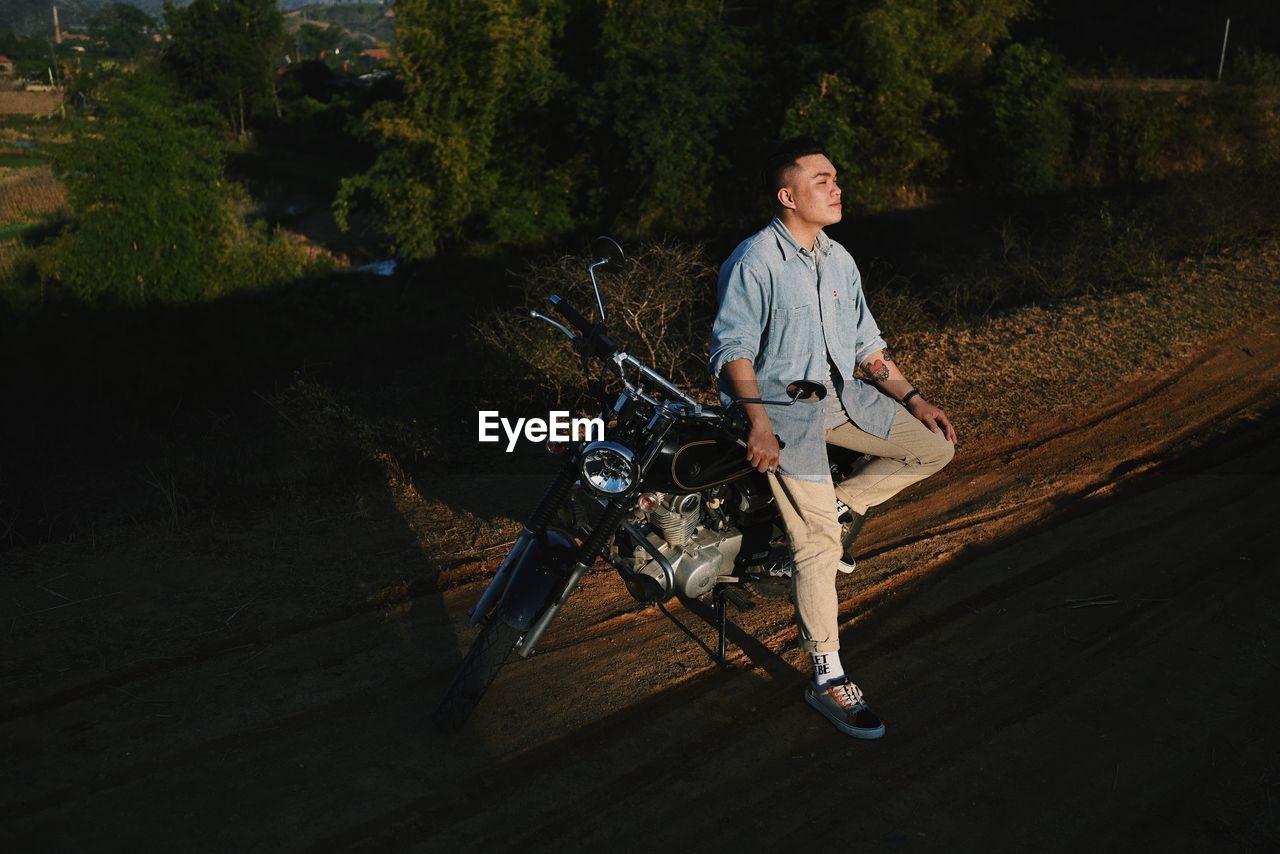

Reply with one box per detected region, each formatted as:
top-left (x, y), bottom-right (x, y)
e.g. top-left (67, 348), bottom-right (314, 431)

top-left (625, 493), bottom-right (743, 602)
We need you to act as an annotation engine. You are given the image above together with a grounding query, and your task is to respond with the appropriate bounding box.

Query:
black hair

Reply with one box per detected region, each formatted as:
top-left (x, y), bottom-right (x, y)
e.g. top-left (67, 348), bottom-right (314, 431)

top-left (762, 136), bottom-right (828, 195)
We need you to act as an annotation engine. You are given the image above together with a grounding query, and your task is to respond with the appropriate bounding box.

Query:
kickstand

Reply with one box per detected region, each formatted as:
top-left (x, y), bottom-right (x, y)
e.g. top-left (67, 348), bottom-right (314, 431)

top-left (714, 588), bottom-right (729, 667)
top-left (656, 585), bottom-right (740, 670)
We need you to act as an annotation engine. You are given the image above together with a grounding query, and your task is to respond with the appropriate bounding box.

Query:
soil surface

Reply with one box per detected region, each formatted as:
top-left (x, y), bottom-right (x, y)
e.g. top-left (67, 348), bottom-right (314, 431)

top-left (0, 91), bottom-right (62, 116)
top-left (2, 256), bottom-right (1279, 851)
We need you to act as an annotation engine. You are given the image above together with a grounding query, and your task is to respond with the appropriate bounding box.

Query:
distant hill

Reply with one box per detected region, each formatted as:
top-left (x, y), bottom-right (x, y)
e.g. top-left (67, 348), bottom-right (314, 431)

top-left (1, 0), bottom-right (101, 36)
top-left (0, 0), bottom-right (392, 37)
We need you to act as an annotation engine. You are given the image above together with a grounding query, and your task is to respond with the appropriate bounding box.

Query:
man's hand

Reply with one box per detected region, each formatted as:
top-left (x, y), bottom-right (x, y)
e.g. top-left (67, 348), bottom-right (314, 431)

top-left (857, 349), bottom-right (958, 445)
top-left (723, 358), bottom-right (784, 472)
top-left (906, 395), bottom-right (957, 444)
top-left (746, 421), bottom-right (782, 473)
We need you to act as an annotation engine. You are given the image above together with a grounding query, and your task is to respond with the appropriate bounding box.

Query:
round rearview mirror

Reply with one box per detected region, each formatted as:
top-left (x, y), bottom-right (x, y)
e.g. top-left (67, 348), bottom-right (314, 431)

top-left (592, 235), bottom-right (625, 273)
top-left (786, 380), bottom-right (826, 402)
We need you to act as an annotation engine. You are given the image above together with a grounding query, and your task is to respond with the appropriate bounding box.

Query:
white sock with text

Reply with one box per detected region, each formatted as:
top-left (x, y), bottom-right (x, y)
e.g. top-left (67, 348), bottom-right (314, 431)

top-left (810, 651), bottom-right (845, 687)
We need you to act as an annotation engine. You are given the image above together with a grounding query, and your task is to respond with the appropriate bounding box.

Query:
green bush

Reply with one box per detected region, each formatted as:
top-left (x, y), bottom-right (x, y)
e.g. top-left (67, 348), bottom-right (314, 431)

top-left (1068, 89), bottom-right (1173, 185)
top-left (591, 0), bottom-right (748, 234)
top-left (782, 0), bottom-right (1030, 208)
top-left (336, 0), bottom-right (576, 261)
top-left (1231, 49), bottom-right (1280, 87)
top-left (974, 42), bottom-right (1071, 195)
top-left (782, 71), bottom-right (948, 209)
top-left (38, 66), bottom-right (318, 305)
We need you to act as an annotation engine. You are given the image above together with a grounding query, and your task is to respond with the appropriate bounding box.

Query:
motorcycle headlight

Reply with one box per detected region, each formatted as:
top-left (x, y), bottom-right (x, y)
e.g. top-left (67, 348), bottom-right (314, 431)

top-left (578, 441), bottom-right (638, 496)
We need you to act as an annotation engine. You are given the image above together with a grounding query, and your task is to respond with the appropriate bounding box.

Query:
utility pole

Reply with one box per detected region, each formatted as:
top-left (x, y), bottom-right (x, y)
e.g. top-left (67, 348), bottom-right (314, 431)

top-left (1217, 18), bottom-right (1231, 81)
top-left (52, 5), bottom-right (62, 45)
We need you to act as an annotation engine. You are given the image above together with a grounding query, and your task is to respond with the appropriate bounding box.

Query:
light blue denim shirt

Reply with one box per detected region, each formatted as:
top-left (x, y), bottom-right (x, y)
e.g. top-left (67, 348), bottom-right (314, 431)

top-left (709, 217), bottom-right (893, 481)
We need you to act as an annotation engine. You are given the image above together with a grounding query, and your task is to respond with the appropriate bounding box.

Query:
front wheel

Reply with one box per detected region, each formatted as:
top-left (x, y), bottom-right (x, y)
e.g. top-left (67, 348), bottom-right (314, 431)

top-left (432, 617), bottom-right (523, 731)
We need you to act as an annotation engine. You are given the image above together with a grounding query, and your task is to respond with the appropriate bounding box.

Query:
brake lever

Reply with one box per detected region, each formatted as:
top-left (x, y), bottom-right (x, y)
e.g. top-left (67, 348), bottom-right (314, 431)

top-left (529, 310), bottom-right (576, 341)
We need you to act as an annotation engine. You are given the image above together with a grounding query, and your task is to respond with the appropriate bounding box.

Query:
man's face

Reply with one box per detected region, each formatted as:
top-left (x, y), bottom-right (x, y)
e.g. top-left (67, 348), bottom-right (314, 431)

top-left (778, 153), bottom-right (843, 228)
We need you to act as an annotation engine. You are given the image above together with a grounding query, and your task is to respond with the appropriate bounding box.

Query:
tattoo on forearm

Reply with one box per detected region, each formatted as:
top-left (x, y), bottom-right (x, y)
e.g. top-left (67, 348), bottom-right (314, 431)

top-left (858, 358), bottom-right (890, 383)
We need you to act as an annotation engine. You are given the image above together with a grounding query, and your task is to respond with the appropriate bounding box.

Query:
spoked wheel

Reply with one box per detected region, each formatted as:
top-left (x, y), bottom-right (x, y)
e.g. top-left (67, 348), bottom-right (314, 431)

top-left (432, 617), bottom-right (523, 732)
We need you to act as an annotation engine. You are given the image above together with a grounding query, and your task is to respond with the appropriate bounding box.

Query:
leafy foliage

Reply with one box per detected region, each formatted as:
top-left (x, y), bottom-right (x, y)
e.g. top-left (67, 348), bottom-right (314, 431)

top-left (163, 0), bottom-right (286, 135)
top-left (290, 22), bottom-right (364, 63)
top-left (39, 67), bottom-right (312, 304)
top-left (591, 0), bottom-right (747, 234)
top-left (1068, 89), bottom-right (1175, 185)
top-left (781, 0), bottom-right (1031, 207)
top-left (336, 0), bottom-right (574, 259)
top-left (88, 3), bottom-right (159, 59)
top-left (1231, 48), bottom-right (1280, 86)
top-left (973, 42), bottom-right (1071, 195)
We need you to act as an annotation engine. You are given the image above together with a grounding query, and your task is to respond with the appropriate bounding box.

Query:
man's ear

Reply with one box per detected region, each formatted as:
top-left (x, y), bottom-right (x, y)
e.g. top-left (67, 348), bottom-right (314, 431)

top-left (776, 187), bottom-right (795, 211)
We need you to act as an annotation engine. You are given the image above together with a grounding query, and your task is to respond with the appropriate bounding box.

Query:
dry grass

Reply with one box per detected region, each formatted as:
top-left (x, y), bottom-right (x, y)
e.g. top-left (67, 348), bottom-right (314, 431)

top-left (889, 240), bottom-right (1280, 443)
top-left (0, 90), bottom-right (63, 116)
top-left (475, 240), bottom-right (720, 409)
top-left (0, 240), bottom-right (24, 277)
top-left (0, 167), bottom-right (68, 223)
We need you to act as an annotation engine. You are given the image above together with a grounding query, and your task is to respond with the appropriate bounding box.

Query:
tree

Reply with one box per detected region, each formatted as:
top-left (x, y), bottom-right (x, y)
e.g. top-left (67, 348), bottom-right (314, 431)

top-left (337, 0), bottom-right (575, 260)
top-left (42, 66), bottom-right (313, 303)
top-left (781, 0), bottom-right (1031, 208)
top-left (591, 0), bottom-right (748, 234)
top-left (163, 0), bottom-right (286, 136)
top-left (44, 68), bottom-right (239, 302)
top-left (293, 22), bottom-right (339, 63)
top-left (88, 3), bottom-right (159, 60)
top-left (974, 42), bottom-right (1071, 194)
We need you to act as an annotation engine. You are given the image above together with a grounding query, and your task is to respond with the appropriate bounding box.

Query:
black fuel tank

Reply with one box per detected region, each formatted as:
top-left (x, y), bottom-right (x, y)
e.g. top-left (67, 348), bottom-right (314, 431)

top-left (641, 423), bottom-right (755, 494)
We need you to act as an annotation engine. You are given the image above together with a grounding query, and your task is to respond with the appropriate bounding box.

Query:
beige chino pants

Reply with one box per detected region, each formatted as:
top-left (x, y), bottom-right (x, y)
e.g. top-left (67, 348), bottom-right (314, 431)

top-left (766, 405), bottom-right (955, 653)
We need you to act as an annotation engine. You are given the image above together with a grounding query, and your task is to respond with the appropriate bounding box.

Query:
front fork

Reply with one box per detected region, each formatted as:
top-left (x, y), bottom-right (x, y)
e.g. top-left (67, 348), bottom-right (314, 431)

top-left (517, 499), bottom-right (627, 657)
top-left (468, 456), bottom-right (629, 658)
top-left (468, 458), bottom-right (579, 627)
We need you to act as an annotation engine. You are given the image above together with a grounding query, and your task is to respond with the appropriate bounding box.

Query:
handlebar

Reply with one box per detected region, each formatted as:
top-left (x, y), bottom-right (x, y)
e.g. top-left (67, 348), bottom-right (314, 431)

top-left (549, 294), bottom-right (592, 336)
top-left (535, 295), bottom-right (785, 451)
top-left (546, 294), bottom-right (700, 415)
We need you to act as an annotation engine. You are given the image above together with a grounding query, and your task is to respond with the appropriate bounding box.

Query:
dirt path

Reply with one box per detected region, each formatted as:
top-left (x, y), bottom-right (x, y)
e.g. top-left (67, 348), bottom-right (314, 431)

top-left (2, 302), bottom-right (1279, 850)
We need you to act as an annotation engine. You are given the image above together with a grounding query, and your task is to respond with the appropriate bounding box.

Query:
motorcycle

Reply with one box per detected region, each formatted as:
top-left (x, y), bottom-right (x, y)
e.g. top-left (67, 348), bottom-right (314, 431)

top-left (434, 236), bottom-right (867, 730)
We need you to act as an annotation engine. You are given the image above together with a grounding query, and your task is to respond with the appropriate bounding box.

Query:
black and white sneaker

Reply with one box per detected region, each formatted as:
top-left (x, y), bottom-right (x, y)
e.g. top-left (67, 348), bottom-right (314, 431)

top-left (805, 676), bottom-right (886, 739)
top-left (835, 498), bottom-right (853, 523)
top-left (834, 507), bottom-right (875, 573)
top-left (838, 509), bottom-right (869, 574)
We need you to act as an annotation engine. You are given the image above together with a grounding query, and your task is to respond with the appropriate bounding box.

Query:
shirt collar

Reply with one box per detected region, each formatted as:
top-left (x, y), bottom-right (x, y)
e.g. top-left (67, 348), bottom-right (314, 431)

top-left (770, 216), bottom-right (832, 261)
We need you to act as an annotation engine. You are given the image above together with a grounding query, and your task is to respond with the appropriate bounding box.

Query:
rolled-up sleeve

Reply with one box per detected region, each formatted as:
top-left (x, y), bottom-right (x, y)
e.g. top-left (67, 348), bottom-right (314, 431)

top-left (850, 261), bottom-right (888, 365)
top-left (709, 260), bottom-right (769, 379)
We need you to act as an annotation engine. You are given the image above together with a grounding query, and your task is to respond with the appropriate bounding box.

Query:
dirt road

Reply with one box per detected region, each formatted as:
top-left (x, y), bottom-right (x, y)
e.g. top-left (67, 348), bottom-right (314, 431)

top-left (2, 308), bottom-right (1279, 851)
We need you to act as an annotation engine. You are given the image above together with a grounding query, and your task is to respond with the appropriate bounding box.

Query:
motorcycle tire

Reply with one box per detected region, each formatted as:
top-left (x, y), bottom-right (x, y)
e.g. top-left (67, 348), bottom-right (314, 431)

top-left (432, 617), bottom-right (523, 731)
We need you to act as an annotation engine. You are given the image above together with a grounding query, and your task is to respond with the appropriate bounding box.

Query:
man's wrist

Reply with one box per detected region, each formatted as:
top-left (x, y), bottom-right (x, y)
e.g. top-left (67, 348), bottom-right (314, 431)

top-left (901, 388), bottom-right (922, 407)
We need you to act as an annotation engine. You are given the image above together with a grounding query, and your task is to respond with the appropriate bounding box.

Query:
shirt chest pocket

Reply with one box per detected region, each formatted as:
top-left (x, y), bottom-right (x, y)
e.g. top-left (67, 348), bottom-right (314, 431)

top-left (830, 295), bottom-right (859, 348)
top-left (768, 302), bottom-right (815, 358)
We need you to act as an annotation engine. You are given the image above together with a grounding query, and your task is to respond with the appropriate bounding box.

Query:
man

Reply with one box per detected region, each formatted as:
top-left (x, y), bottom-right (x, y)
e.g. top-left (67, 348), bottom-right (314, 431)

top-left (709, 137), bottom-right (956, 739)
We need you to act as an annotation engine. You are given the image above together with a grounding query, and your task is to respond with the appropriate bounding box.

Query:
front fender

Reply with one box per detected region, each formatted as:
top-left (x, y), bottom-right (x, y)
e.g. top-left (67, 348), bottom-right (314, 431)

top-left (496, 528), bottom-right (577, 631)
